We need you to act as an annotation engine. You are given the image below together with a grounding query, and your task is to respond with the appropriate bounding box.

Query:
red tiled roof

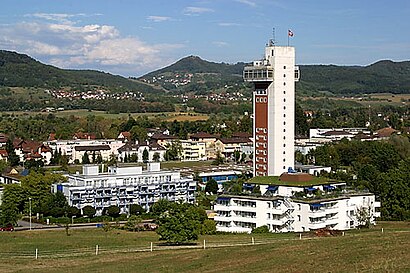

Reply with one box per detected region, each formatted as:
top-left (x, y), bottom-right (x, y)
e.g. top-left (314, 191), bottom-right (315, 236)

top-left (218, 137), bottom-right (252, 144)
top-left (376, 127), bottom-right (399, 138)
top-left (0, 149), bottom-right (8, 157)
top-left (190, 132), bottom-right (218, 139)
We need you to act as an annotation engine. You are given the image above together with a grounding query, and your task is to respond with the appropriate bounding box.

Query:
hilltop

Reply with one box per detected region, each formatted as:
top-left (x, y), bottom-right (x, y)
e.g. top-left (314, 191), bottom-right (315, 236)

top-left (0, 50), bottom-right (157, 93)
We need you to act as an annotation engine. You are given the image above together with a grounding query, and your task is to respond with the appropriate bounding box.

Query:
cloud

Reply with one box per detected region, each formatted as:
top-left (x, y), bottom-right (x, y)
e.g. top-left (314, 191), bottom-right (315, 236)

top-left (218, 22), bottom-right (241, 27)
top-left (0, 20), bottom-right (183, 76)
top-left (235, 0), bottom-right (256, 7)
top-left (212, 41), bottom-right (229, 47)
top-left (183, 7), bottom-right (214, 16)
top-left (147, 16), bottom-right (172, 22)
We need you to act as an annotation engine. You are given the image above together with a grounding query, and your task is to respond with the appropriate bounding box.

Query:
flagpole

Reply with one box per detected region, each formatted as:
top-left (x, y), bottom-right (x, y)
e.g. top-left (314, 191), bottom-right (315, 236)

top-left (288, 34), bottom-right (289, 46)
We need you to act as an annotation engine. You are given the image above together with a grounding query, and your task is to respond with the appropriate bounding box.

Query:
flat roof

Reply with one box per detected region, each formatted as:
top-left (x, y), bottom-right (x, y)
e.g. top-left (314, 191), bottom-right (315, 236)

top-left (248, 175), bottom-right (338, 187)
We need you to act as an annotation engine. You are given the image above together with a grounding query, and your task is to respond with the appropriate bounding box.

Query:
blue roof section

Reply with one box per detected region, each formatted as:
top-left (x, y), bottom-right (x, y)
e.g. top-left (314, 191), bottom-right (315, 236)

top-left (20, 169), bottom-right (30, 176)
top-left (323, 185), bottom-right (336, 190)
top-left (306, 187), bottom-right (317, 191)
top-left (267, 185), bottom-right (278, 191)
top-left (311, 203), bottom-right (323, 208)
top-left (218, 197), bottom-right (231, 201)
top-left (243, 183), bottom-right (255, 190)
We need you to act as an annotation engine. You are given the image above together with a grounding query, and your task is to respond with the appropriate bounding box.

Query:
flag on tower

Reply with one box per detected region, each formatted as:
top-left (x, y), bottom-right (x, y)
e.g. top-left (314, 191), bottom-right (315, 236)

top-left (288, 29), bottom-right (294, 37)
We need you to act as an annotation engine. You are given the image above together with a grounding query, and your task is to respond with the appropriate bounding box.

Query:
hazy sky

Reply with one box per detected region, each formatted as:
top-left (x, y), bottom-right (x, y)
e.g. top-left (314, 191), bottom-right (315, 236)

top-left (1, 0), bottom-right (409, 76)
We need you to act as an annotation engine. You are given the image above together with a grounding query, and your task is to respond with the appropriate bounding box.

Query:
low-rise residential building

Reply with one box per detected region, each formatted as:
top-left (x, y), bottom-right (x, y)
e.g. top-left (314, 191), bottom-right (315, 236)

top-left (215, 137), bottom-right (252, 159)
top-left (53, 163), bottom-right (196, 215)
top-left (180, 140), bottom-right (207, 161)
top-left (13, 139), bottom-right (53, 165)
top-left (45, 139), bottom-right (124, 164)
top-left (189, 132), bottom-right (219, 159)
top-left (214, 173), bottom-right (380, 233)
top-left (117, 142), bottom-right (166, 162)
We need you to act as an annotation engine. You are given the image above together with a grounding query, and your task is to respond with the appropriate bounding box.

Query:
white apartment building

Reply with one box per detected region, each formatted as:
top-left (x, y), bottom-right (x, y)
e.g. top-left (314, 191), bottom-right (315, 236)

top-left (53, 163), bottom-right (196, 215)
top-left (214, 183), bottom-right (380, 233)
top-left (244, 40), bottom-right (299, 176)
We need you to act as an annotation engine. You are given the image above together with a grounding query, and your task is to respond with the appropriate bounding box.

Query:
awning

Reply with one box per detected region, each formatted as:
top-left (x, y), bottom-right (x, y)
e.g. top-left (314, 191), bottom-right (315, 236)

top-left (310, 203), bottom-right (323, 208)
top-left (306, 187), bottom-right (316, 191)
top-left (218, 197), bottom-right (231, 201)
top-left (243, 183), bottom-right (255, 190)
top-left (267, 185), bottom-right (278, 191)
top-left (323, 185), bottom-right (336, 190)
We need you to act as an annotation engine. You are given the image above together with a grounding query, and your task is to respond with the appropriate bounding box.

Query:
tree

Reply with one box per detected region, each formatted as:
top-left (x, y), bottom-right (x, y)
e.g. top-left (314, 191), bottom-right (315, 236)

top-left (82, 152), bottom-right (90, 164)
top-left (142, 148), bottom-right (149, 163)
top-left (152, 152), bottom-right (160, 162)
top-left (151, 199), bottom-right (173, 218)
top-left (201, 219), bottom-right (216, 235)
top-left (106, 205), bottom-right (120, 218)
top-left (82, 205), bottom-right (96, 218)
top-left (5, 139), bottom-right (19, 166)
top-left (356, 206), bottom-right (372, 228)
top-left (124, 215), bottom-right (143, 232)
top-left (156, 202), bottom-right (207, 244)
top-left (234, 150), bottom-right (241, 163)
top-left (0, 201), bottom-right (19, 227)
top-left (129, 204), bottom-right (145, 215)
top-left (205, 179), bottom-right (218, 194)
top-left (252, 225), bottom-right (270, 234)
top-left (164, 141), bottom-right (182, 161)
top-left (212, 151), bottom-right (224, 165)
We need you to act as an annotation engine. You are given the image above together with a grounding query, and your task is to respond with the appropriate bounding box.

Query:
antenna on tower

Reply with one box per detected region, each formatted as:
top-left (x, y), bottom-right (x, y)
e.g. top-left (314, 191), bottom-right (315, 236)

top-left (269, 27), bottom-right (276, 46)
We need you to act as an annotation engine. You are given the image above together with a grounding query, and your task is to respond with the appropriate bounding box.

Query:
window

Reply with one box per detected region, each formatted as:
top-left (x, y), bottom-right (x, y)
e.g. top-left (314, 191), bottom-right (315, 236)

top-left (283, 121), bottom-right (286, 125)
top-left (283, 158), bottom-right (286, 162)
top-left (283, 98), bottom-right (286, 102)
top-left (283, 90), bottom-right (286, 95)
top-left (283, 144), bottom-right (286, 147)
top-left (283, 74), bottom-right (286, 77)
top-left (283, 151), bottom-right (286, 154)
top-left (267, 202), bottom-right (271, 208)
top-left (283, 66), bottom-right (286, 69)
top-left (283, 82), bottom-right (286, 86)
top-left (283, 166), bottom-right (286, 169)
top-left (298, 204), bottom-right (301, 210)
top-left (283, 106), bottom-right (286, 110)
top-left (297, 215), bottom-right (301, 221)
top-left (267, 213), bottom-right (270, 219)
top-left (283, 114), bottom-right (286, 117)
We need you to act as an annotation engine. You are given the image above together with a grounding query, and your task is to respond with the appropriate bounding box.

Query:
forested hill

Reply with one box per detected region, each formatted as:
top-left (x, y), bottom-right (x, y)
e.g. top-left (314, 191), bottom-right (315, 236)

top-left (141, 56), bottom-right (410, 95)
top-left (1, 50), bottom-right (409, 95)
top-left (298, 60), bottom-right (410, 95)
top-left (0, 50), bottom-right (156, 92)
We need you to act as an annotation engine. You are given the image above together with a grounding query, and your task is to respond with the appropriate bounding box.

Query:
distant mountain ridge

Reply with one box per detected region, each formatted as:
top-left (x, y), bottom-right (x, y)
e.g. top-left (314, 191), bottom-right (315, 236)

top-left (0, 50), bottom-right (156, 92)
top-left (141, 56), bottom-right (410, 95)
top-left (1, 50), bottom-right (409, 95)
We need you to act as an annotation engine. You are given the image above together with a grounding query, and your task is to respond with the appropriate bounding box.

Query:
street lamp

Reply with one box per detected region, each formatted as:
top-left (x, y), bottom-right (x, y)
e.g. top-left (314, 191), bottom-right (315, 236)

top-left (29, 197), bottom-right (32, 231)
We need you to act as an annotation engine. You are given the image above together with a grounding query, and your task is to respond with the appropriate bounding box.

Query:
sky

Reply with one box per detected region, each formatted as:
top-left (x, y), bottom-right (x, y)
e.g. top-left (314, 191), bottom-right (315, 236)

top-left (0, 0), bottom-right (409, 77)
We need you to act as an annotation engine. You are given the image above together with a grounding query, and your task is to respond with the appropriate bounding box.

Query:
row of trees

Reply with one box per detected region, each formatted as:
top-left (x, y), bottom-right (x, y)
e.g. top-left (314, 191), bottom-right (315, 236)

top-left (309, 135), bottom-right (410, 220)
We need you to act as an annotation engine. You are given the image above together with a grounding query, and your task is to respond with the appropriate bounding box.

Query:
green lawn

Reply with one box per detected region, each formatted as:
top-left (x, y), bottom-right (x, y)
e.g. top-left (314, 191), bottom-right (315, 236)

top-left (248, 175), bottom-right (336, 187)
top-left (0, 222), bottom-right (409, 272)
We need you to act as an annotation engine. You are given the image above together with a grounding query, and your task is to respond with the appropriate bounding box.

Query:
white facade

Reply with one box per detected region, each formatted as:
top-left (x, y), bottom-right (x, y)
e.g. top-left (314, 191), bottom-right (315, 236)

top-left (214, 186), bottom-right (380, 233)
top-left (45, 139), bottom-right (124, 163)
top-left (244, 42), bottom-right (299, 176)
top-left (53, 163), bottom-right (196, 215)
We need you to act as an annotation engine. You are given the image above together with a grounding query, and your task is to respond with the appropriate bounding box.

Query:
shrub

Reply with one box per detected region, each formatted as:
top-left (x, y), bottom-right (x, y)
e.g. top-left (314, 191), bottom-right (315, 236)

top-left (252, 225), bottom-right (270, 234)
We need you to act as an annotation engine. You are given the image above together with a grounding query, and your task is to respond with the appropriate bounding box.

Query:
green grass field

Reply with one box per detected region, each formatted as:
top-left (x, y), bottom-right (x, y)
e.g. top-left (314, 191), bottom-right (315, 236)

top-left (0, 222), bottom-right (409, 272)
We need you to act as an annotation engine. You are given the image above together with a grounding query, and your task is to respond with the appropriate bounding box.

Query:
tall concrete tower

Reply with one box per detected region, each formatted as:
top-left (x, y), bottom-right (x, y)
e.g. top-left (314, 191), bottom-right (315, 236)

top-left (244, 40), bottom-right (299, 177)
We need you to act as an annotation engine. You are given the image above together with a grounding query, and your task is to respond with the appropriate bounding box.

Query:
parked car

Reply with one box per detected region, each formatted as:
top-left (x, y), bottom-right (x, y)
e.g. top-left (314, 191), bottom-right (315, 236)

top-left (0, 224), bottom-right (14, 231)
